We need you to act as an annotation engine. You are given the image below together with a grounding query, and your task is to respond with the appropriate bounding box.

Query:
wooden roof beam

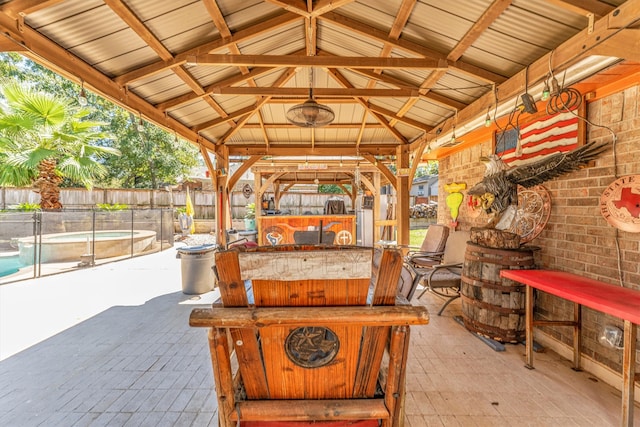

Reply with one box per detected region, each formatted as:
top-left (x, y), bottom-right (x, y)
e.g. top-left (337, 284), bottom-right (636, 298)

top-left (187, 54), bottom-right (449, 69)
top-left (223, 146), bottom-right (400, 156)
top-left (211, 87), bottom-right (419, 97)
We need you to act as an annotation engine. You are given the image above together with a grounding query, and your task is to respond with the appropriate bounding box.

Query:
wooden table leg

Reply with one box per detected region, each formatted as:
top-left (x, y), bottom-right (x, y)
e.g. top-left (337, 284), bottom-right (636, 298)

top-left (621, 320), bottom-right (637, 427)
top-left (525, 285), bottom-right (534, 369)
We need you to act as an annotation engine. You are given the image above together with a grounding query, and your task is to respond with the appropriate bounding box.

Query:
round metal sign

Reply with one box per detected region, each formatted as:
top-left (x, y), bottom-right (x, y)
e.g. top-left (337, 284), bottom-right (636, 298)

top-left (285, 326), bottom-right (340, 368)
top-left (600, 175), bottom-right (640, 233)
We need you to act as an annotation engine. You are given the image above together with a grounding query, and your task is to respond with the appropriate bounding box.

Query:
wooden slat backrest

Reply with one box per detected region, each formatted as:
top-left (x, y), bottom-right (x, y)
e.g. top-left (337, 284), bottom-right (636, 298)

top-left (214, 245), bottom-right (402, 400)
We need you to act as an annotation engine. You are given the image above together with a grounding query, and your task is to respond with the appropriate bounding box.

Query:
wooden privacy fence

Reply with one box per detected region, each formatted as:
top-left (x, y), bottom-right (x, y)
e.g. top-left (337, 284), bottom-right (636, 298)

top-left (1, 187), bottom-right (355, 220)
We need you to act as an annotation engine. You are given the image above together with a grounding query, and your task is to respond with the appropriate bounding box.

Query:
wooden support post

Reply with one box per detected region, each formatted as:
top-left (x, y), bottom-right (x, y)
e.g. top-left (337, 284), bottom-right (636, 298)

top-left (373, 172), bottom-right (381, 243)
top-left (396, 146), bottom-right (410, 248)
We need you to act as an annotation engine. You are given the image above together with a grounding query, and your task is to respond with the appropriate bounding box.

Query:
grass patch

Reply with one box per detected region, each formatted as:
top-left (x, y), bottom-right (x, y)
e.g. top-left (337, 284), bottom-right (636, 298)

top-left (410, 227), bottom-right (428, 247)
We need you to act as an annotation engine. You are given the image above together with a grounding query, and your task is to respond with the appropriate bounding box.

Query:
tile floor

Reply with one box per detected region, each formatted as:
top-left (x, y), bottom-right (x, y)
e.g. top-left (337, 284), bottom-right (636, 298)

top-left (0, 247), bottom-right (637, 426)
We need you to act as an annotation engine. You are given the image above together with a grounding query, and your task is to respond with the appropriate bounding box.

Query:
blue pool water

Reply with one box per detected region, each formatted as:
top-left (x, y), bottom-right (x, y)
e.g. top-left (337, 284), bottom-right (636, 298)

top-left (0, 255), bottom-right (24, 278)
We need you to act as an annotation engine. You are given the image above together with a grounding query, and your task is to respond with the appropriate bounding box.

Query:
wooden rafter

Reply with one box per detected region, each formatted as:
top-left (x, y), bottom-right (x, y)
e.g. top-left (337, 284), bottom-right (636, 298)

top-left (546, 0), bottom-right (615, 17)
top-left (0, 6), bottom-right (212, 149)
top-left (0, 0), bottom-right (63, 15)
top-left (216, 68), bottom-right (298, 143)
top-left (318, 11), bottom-right (507, 84)
top-left (156, 66), bottom-right (281, 111)
top-left (345, 67), bottom-right (467, 111)
top-left (113, 12), bottom-right (302, 85)
top-left (266, 0), bottom-right (355, 18)
top-left (326, 68), bottom-right (407, 144)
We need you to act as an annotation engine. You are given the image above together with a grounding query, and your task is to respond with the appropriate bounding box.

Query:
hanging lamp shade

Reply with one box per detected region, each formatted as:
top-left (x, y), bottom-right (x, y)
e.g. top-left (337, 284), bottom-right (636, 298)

top-left (286, 88), bottom-right (335, 128)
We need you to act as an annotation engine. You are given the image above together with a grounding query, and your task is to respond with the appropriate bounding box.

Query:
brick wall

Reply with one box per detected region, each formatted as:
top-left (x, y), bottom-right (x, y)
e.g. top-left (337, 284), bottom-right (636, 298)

top-left (438, 84), bottom-right (640, 375)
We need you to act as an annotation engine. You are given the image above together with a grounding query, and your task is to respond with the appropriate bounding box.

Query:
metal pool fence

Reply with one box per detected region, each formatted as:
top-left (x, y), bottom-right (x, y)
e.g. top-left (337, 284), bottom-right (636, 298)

top-left (0, 208), bottom-right (174, 284)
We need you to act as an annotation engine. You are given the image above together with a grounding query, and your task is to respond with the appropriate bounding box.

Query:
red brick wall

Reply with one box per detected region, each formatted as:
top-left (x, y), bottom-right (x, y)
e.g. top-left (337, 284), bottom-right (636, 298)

top-left (438, 84), bottom-right (640, 374)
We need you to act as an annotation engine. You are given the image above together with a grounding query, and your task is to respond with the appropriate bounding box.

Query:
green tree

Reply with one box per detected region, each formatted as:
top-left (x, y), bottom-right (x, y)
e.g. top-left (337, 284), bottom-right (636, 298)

top-left (98, 110), bottom-right (199, 188)
top-left (0, 81), bottom-right (120, 209)
top-left (0, 53), bottom-right (200, 189)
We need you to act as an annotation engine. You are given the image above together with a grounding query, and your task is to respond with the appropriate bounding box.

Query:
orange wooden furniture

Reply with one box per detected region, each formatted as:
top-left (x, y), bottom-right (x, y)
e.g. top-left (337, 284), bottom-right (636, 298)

top-left (190, 245), bottom-right (428, 426)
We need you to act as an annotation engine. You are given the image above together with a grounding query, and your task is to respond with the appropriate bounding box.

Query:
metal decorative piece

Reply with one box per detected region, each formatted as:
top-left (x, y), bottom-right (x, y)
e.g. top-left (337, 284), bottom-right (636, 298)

top-left (285, 326), bottom-right (340, 368)
top-left (506, 185), bottom-right (551, 243)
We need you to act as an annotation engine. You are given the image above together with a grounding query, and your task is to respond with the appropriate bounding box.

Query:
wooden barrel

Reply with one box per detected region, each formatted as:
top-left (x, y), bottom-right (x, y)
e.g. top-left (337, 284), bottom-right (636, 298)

top-left (460, 243), bottom-right (536, 343)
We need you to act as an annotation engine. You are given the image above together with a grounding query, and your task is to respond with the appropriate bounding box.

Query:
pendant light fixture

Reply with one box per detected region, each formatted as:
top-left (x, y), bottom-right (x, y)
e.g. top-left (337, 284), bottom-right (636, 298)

top-left (78, 81), bottom-right (88, 106)
top-left (286, 68), bottom-right (334, 128)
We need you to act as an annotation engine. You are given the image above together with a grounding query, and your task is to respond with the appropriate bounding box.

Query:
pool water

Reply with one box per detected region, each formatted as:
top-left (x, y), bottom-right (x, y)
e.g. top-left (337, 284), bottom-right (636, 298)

top-left (0, 255), bottom-right (24, 278)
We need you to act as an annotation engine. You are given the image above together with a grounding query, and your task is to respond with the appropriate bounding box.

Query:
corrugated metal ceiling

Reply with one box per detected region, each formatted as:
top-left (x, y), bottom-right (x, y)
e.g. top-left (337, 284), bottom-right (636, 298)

top-left (0, 0), bottom-right (637, 163)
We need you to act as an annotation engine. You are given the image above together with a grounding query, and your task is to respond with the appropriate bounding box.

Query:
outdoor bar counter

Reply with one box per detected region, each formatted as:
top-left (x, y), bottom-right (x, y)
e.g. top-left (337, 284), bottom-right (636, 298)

top-left (257, 214), bottom-right (356, 246)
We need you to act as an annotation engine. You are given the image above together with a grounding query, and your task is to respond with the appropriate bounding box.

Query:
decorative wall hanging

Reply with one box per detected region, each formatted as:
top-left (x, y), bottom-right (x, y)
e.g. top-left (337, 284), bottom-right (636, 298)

top-left (444, 182), bottom-right (466, 230)
top-left (242, 183), bottom-right (253, 198)
top-left (493, 102), bottom-right (586, 167)
top-left (469, 141), bottom-right (607, 230)
top-left (600, 175), bottom-right (640, 232)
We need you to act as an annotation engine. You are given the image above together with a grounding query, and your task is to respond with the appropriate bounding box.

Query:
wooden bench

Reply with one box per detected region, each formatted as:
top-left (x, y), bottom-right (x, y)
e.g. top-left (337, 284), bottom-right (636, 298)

top-left (190, 245), bottom-right (429, 426)
top-left (500, 269), bottom-right (640, 427)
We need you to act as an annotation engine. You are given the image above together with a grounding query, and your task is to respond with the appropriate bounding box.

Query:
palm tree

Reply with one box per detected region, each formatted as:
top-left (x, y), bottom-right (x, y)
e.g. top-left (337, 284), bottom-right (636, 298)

top-left (0, 81), bottom-right (119, 209)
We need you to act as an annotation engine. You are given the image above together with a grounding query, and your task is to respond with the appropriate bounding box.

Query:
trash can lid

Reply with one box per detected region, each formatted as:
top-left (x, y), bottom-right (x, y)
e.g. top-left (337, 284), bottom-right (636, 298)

top-left (177, 243), bottom-right (217, 254)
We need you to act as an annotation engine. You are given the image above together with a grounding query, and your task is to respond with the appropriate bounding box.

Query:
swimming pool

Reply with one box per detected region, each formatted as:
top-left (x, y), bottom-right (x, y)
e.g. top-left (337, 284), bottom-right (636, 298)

top-left (0, 254), bottom-right (25, 278)
top-left (15, 230), bottom-right (157, 263)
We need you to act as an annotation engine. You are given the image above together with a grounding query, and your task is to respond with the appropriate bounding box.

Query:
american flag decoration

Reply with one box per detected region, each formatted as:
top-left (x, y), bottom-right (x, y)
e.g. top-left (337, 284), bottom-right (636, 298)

top-left (494, 105), bottom-right (585, 167)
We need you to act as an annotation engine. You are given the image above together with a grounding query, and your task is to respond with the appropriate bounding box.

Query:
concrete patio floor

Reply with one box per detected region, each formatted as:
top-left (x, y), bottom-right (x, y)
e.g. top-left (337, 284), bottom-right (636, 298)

top-left (0, 245), bottom-right (637, 426)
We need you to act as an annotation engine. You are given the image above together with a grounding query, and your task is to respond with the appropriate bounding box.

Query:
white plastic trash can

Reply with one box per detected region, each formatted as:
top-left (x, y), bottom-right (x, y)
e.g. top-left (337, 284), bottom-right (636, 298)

top-left (176, 244), bottom-right (217, 294)
top-left (238, 230), bottom-right (258, 243)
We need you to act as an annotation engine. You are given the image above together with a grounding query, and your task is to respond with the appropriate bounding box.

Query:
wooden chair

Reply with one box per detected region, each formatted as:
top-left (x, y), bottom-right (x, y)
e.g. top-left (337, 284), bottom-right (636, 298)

top-left (190, 245), bottom-right (428, 427)
top-left (404, 224), bottom-right (449, 268)
top-left (409, 230), bottom-right (470, 315)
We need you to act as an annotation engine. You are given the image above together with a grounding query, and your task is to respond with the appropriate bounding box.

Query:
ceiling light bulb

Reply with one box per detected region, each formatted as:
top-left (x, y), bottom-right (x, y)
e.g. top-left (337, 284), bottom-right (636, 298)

top-left (136, 118), bottom-right (144, 132)
top-left (314, 178), bottom-right (319, 185)
top-left (78, 88), bottom-right (88, 106)
top-left (427, 144), bottom-right (431, 154)
top-left (541, 80), bottom-right (551, 101)
top-left (484, 109), bottom-right (491, 127)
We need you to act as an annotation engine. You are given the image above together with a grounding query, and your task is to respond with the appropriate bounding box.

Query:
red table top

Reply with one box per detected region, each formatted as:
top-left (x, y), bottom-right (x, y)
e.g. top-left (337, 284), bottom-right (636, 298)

top-left (500, 270), bottom-right (640, 324)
